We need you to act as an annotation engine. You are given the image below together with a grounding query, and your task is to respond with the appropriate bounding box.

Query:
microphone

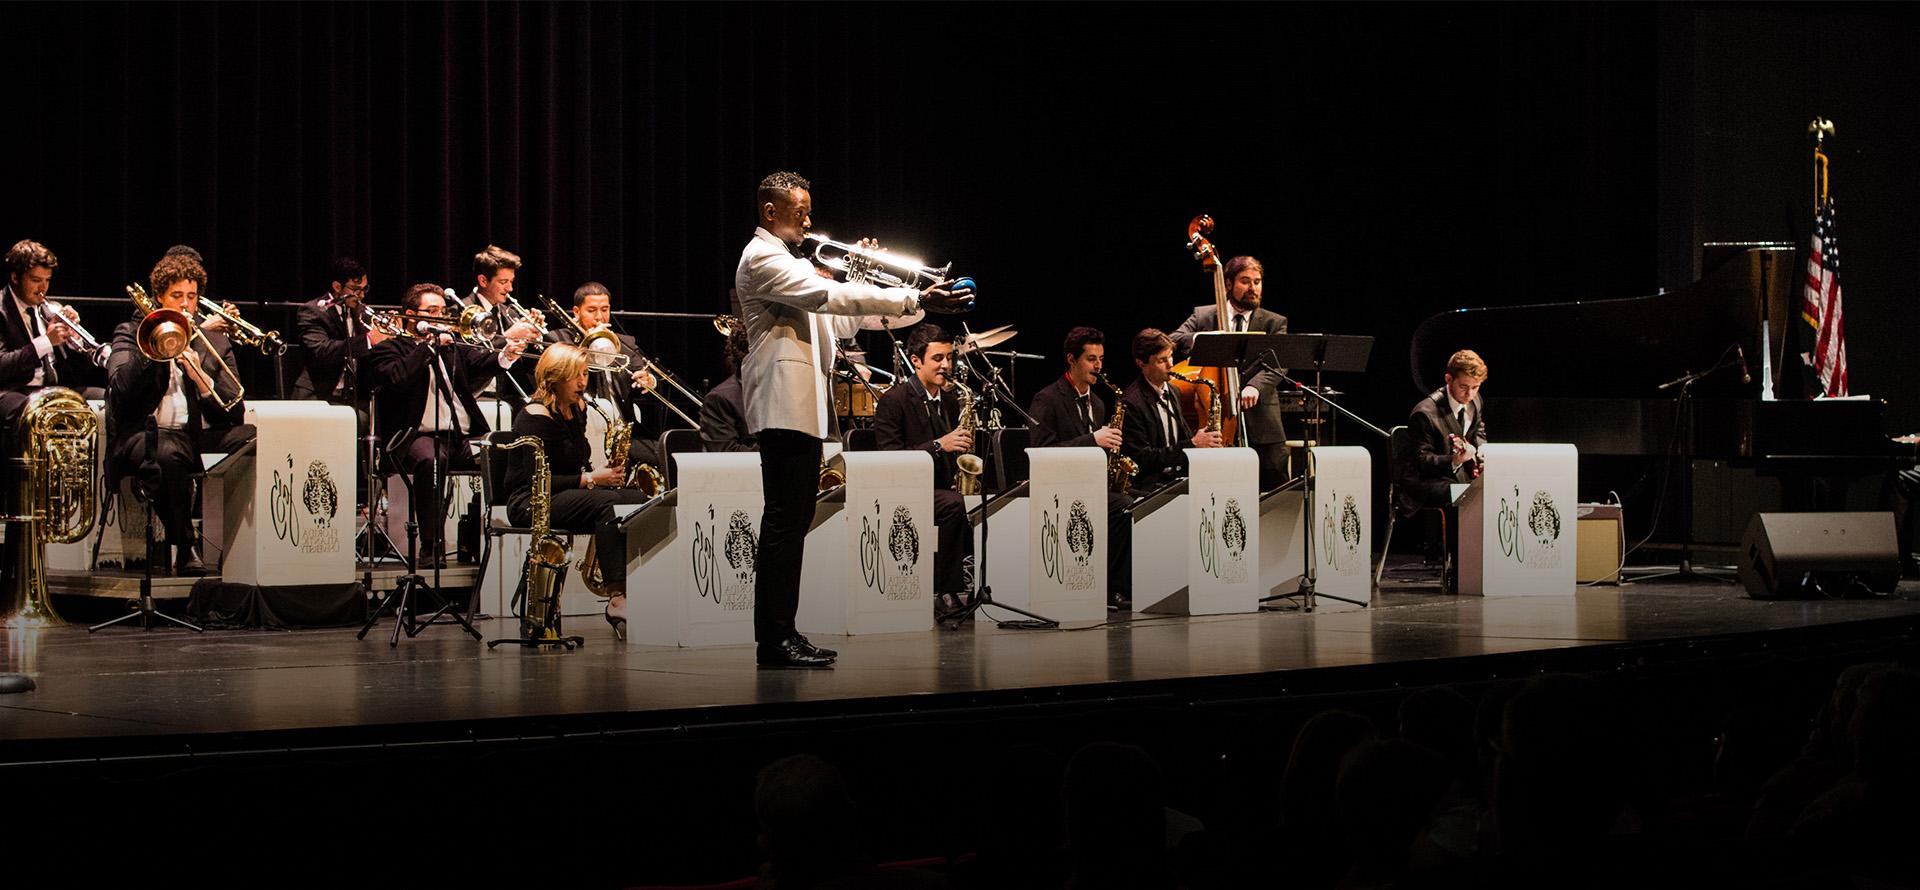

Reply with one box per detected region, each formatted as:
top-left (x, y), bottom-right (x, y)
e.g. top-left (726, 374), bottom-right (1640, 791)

top-left (1736, 345), bottom-right (1752, 384)
top-left (443, 287), bottom-right (457, 301)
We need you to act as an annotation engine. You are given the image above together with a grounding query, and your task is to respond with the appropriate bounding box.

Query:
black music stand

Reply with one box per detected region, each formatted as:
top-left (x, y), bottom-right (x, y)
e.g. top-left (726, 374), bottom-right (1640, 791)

top-left (1245, 333), bottom-right (1377, 611)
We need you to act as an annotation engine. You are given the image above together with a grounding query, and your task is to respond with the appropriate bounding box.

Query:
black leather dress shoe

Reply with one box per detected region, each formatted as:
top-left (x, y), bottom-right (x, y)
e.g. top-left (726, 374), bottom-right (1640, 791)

top-left (757, 637), bottom-right (835, 669)
top-left (793, 634), bottom-right (837, 658)
top-left (175, 550), bottom-right (211, 576)
top-left (1107, 593), bottom-right (1132, 613)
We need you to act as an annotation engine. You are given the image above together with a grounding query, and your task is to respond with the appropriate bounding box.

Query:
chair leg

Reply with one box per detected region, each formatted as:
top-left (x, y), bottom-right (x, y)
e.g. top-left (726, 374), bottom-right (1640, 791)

top-left (1375, 511), bottom-right (1397, 588)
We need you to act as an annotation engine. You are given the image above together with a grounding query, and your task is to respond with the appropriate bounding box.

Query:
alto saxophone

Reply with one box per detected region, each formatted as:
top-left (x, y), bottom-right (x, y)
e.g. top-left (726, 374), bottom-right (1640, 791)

top-left (1097, 374), bottom-right (1139, 493)
top-left (494, 436), bottom-right (571, 641)
top-left (951, 379), bottom-right (984, 495)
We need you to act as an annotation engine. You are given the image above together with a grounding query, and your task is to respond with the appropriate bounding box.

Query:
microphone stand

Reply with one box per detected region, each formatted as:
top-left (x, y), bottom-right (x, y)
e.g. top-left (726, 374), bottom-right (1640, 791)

top-left (1625, 349), bottom-right (1745, 583)
top-left (1248, 350), bottom-right (1385, 612)
top-left (91, 417), bottom-right (202, 633)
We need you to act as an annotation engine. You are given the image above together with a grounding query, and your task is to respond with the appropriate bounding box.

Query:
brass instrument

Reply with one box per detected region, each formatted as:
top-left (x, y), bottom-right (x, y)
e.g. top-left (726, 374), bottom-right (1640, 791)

top-left (128, 284), bottom-right (244, 412)
top-left (492, 436), bottom-right (575, 644)
top-left (633, 355), bottom-right (702, 428)
top-left (332, 298), bottom-right (406, 338)
top-left (36, 300), bottom-right (110, 367)
top-left (819, 457), bottom-right (845, 492)
top-left (1170, 370), bottom-right (1221, 434)
top-left (713, 314), bottom-right (739, 337)
top-left (541, 294), bottom-right (630, 372)
top-left (200, 301), bottom-right (286, 355)
top-left (803, 233), bottom-right (958, 290)
top-left (951, 379), bottom-right (984, 495)
top-left (2, 387), bottom-right (99, 628)
top-left (1097, 374), bottom-right (1138, 493)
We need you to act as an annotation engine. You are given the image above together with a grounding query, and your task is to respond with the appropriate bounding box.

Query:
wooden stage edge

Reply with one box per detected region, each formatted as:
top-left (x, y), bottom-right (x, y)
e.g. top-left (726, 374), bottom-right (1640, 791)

top-left (4, 572), bottom-right (1920, 765)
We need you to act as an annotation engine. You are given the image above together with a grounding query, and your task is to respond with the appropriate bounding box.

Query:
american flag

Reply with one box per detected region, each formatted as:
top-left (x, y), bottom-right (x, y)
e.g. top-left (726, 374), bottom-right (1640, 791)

top-left (1800, 199), bottom-right (1848, 396)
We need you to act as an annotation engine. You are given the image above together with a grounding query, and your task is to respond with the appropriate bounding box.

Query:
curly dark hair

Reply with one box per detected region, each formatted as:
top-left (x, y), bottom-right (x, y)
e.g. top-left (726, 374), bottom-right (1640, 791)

top-left (907, 324), bottom-right (955, 361)
top-left (149, 254), bottom-right (207, 299)
top-left (4, 239), bottom-right (57, 277)
top-left (757, 171), bottom-right (812, 211)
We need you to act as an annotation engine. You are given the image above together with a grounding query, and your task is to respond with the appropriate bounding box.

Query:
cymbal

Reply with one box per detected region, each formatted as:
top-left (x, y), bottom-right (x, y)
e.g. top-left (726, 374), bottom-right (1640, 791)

top-left (957, 325), bottom-right (1017, 352)
top-left (860, 309), bottom-right (926, 331)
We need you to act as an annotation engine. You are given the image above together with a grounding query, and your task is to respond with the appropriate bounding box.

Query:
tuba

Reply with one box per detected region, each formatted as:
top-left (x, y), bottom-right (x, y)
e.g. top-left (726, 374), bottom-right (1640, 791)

top-left (1097, 374), bottom-right (1138, 494)
top-left (951, 379), bottom-right (984, 495)
top-left (493, 436), bottom-right (571, 641)
top-left (2, 387), bottom-right (99, 627)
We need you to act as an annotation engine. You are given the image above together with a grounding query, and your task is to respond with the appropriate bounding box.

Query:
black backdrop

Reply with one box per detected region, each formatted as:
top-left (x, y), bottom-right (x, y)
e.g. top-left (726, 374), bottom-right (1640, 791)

top-left (2, 1), bottom-right (1915, 441)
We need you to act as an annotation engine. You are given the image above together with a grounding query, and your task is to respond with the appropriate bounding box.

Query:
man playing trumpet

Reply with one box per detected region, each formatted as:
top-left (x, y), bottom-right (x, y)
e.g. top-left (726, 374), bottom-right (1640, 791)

top-left (0, 240), bottom-right (97, 424)
top-left (106, 253), bottom-right (255, 575)
top-left (369, 283), bottom-right (528, 567)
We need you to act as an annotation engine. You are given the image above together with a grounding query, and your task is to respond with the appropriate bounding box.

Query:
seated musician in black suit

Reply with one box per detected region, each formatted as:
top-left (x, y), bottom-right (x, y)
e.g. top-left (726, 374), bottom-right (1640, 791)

top-left (290, 256), bottom-right (387, 412)
top-left (873, 324), bottom-right (978, 616)
top-left (368, 283), bottom-right (528, 568)
top-left (106, 253), bottom-right (255, 575)
top-left (503, 343), bottom-right (654, 637)
top-left (0, 239), bottom-right (97, 428)
top-left (1028, 326), bottom-right (1134, 612)
top-left (700, 318), bottom-right (756, 453)
top-left (1392, 349), bottom-right (1488, 566)
top-left (550, 281), bottom-right (664, 469)
top-left (1121, 328), bottom-right (1223, 490)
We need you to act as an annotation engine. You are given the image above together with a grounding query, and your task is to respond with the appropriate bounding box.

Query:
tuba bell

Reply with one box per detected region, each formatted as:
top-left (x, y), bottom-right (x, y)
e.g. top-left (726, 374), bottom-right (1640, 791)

top-left (2, 387), bottom-right (99, 627)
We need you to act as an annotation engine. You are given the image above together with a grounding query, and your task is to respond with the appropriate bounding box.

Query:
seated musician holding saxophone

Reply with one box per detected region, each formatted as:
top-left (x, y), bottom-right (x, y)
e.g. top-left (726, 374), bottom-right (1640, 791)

top-left (547, 281), bottom-right (663, 470)
top-left (368, 283), bottom-right (528, 568)
top-left (873, 324), bottom-right (977, 618)
top-left (1027, 326), bottom-right (1134, 612)
top-left (106, 253), bottom-right (255, 575)
top-left (1121, 328), bottom-right (1223, 490)
top-left (503, 343), bottom-right (653, 637)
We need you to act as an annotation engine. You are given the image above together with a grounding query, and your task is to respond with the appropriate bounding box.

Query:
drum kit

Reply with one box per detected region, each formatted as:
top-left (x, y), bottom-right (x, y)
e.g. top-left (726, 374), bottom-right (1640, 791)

top-left (833, 321), bottom-right (1030, 424)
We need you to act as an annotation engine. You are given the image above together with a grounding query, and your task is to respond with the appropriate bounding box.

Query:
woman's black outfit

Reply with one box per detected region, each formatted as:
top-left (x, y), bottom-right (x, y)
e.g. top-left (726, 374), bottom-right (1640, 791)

top-left (501, 404), bottom-right (653, 588)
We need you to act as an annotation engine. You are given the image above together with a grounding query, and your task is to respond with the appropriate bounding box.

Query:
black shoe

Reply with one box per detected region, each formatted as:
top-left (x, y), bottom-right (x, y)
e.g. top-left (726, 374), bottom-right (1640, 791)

top-left (175, 549), bottom-right (210, 576)
top-left (757, 637), bottom-right (835, 669)
top-left (793, 633), bottom-right (837, 658)
top-left (934, 592), bottom-right (965, 620)
top-left (1107, 593), bottom-right (1132, 613)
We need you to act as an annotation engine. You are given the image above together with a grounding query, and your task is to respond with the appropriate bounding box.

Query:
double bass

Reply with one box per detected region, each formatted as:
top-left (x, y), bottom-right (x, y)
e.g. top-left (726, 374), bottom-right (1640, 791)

top-left (1169, 214), bottom-right (1245, 447)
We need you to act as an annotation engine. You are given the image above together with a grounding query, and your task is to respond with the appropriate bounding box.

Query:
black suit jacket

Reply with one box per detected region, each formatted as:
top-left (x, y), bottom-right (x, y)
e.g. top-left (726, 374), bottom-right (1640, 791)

top-left (367, 336), bottom-right (504, 450)
top-left (1028, 375), bottom-right (1111, 449)
top-left (105, 315), bottom-right (247, 467)
top-left (874, 376), bottom-right (961, 489)
top-left (1168, 304), bottom-right (1289, 444)
top-left (290, 295), bottom-right (375, 401)
top-left (698, 374), bottom-right (756, 453)
top-left (1120, 378), bottom-right (1195, 481)
top-left (0, 286), bottom-right (93, 392)
top-left (1393, 387), bottom-right (1487, 517)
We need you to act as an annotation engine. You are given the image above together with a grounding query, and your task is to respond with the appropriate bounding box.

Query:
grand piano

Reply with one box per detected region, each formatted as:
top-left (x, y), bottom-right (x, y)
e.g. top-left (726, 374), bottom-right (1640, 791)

top-left (1408, 245), bottom-right (1911, 529)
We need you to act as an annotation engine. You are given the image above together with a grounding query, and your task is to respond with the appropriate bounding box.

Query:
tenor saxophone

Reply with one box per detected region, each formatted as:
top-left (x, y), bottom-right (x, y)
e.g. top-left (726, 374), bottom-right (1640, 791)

top-left (1097, 374), bottom-right (1139, 493)
top-left (952, 379), bottom-right (984, 495)
top-left (494, 436), bottom-right (570, 641)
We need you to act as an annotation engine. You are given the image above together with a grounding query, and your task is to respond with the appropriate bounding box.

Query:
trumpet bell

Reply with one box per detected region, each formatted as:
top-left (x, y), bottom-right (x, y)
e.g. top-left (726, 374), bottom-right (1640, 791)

top-left (136, 309), bottom-right (193, 361)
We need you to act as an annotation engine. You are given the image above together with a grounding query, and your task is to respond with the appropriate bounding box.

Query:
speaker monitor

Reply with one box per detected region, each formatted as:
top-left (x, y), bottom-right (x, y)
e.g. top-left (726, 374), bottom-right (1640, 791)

top-left (1737, 512), bottom-right (1899, 600)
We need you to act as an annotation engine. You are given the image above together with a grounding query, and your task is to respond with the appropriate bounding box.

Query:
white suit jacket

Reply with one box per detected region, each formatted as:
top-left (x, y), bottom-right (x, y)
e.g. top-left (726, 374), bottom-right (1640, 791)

top-left (735, 227), bottom-right (919, 438)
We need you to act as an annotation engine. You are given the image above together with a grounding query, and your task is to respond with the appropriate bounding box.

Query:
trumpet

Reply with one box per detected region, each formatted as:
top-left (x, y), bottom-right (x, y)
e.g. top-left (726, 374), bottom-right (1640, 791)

top-left (324, 295), bottom-right (406, 338)
top-left (201, 300), bottom-right (286, 355)
top-left (36, 300), bottom-right (110, 367)
top-left (803, 233), bottom-right (959, 290)
top-left (127, 284), bottom-right (244, 412)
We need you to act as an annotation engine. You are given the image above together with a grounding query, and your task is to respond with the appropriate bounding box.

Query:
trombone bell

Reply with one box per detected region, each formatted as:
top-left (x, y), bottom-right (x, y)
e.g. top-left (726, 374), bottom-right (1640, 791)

top-left (137, 310), bottom-right (193, 361)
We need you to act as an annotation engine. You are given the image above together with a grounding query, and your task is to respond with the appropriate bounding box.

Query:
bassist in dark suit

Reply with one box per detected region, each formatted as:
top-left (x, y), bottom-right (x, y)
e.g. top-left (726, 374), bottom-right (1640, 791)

top-left (1169, 255), bottom-right (1290, 490)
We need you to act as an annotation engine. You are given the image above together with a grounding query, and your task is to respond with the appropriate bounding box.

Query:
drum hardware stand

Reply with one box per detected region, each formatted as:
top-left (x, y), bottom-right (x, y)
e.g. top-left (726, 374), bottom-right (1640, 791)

top-left (358, 340), bottom-right (483, 646)
top-left (91, 418), bottom-right (203, 633)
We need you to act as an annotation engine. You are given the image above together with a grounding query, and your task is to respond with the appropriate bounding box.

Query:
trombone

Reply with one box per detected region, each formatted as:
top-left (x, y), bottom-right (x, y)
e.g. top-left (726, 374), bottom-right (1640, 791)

top-left (127, 284), bottom-right (245, 412)
top-left (541, 294), bottom-right (630, 372)
top-left (200, 300), bottom-right (286, 355)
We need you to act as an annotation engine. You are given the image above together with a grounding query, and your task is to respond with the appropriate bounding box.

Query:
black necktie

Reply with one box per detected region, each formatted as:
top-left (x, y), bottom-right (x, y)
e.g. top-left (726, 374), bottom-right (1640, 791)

top-left (26, 305), bottom-right (55, 386)
top-left (1456, 407), bottom-right (1467, 432)
top-left (1077, 394), bottom-right (1095, 434)
top-left (1161, 390), bottom-right (1178, 448)
top-left (1233, 314), bottom-right (1246, 333)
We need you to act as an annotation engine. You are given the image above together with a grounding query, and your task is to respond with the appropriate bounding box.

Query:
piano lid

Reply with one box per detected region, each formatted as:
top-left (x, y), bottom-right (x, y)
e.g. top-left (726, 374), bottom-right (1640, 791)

top-left (1408, 247), bottom-right (1796, 398)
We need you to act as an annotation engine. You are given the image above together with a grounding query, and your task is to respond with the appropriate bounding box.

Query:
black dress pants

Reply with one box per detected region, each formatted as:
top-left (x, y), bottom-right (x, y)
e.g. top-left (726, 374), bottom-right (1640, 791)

top-left (932, 488), bottom-right (973, 595)
top-left (1107, 490), bottom-right (1133, 600)
top-left (519, 488), bottom-right (657, 587)
top-left (396, 431), bottom-right (480, 555)
top-left (111, 423), bottom-right (258, 551)
top-left (755, 428), bottom-right (821, 644)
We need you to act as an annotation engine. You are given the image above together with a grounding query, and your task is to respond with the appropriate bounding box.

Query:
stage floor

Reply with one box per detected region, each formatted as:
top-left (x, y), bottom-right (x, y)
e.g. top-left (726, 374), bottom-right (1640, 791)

top-left (6, 573), bottom-right (1920, 760)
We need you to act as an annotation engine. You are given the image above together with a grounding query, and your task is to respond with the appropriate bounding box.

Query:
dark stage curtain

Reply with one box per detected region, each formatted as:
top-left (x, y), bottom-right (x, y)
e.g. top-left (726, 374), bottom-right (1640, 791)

top-left (0, 2), bottom-right (1671, 424)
